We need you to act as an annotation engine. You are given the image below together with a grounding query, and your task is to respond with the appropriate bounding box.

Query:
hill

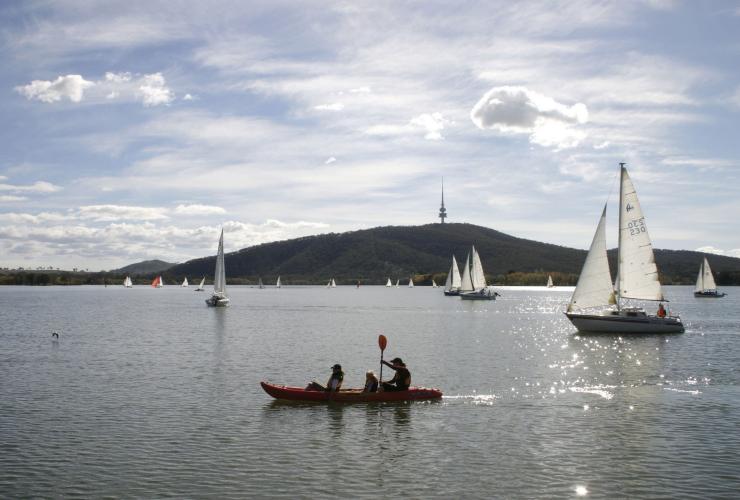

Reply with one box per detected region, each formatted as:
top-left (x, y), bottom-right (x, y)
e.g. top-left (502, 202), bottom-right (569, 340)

top-left (164, 223), bottom-right (740, 285)
top-left (114, 259), bottom-right (175, 275)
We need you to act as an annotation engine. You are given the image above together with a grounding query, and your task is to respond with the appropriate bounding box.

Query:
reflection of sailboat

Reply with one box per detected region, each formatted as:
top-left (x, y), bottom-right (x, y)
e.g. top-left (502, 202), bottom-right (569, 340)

top-left (205, 229), bottom-right (229, 307)
top-left (123, 276), bottom-right (132, 288)
top-left (151, 276), bottom-right (163, 288)
top-left (565, 164), bottom-right (683, 333)
top-left (408, 277), bottom-right (414, 288)
top-left (432, 279), bottom-right (438, 288)
top-left (181, 277), bottom-right (188, 287)
top-left (444, 255), bottom-right (461, 296)
top-left (460, 246), bottom-right (498, 300)
top-left (694, 258), bottom-right (725, 297)
top-left (276, 276), bottom-right (281, 288)
top-left (547, 275), bottom-right (554, 288)
top-left (195, 276), bottom-right (205, 291)
top-left (386, 278), bottom-right (392, 287)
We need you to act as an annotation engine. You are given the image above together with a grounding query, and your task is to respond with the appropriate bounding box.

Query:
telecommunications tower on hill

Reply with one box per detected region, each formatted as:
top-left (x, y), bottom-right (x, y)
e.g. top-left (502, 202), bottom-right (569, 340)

top-left (439, 179), bottom-right (447, 224)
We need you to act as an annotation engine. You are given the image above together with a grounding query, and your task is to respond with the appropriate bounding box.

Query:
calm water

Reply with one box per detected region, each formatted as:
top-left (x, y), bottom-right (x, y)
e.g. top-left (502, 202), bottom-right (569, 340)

top-left (1, 285), bottom-right (739, 498)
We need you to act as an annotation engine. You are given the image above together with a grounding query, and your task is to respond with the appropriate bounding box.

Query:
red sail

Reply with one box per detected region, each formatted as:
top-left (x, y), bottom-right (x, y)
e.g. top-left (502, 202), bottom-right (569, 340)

top-left (151, 276), bottom-right (160, 287)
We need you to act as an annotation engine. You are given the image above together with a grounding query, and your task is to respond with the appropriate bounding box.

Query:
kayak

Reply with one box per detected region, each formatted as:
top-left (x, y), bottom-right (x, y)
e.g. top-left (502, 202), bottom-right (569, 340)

top-left (260, 381), bottom-right (443, 403)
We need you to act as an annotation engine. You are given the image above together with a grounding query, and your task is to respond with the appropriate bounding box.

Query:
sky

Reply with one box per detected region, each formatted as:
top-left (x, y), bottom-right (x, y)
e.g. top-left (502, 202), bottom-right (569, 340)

top-left (1, 0), bottom-right (739, 271)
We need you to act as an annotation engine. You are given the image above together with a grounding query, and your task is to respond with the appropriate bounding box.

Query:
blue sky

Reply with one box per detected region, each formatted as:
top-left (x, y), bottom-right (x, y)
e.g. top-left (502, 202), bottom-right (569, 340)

top-left (1, 0), bottom-right (739, 270)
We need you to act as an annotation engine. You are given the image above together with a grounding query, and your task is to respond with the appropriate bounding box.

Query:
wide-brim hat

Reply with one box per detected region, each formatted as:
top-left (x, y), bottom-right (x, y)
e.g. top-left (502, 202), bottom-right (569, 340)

top-left (390, 357), bottom-right (405, 366)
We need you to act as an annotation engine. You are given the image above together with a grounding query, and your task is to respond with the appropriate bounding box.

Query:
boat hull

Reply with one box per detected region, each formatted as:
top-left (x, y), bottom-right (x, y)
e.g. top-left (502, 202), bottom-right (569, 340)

top-left (260, 382), bottom-right (442, 403)
top-left (565, 312), bottom-right (684, 334)
top-left (443, 290), bottom-right (460, 296)
top-left (206, 296), bottom-right (230, 307)
top-left (460, 289), bottom-right (498, 300)
top-left (694, 291), bottom-right (726, 298)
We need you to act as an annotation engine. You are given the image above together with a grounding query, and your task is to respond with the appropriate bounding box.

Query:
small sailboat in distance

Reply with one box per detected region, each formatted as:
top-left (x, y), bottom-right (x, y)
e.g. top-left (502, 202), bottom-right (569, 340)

top-left (408, 277), bottom-right (414, 288)
top-left (432, 279), bottom-right (438, 288)
top-left (331, 278), bottom-right (337, 288)
top-left (385, 278), bottom-right (392, 287)
top-left (547, 275), bottom-right (554, 288)
top-left (258, 278), bottom-right (264, 289)
top-left (460, 246), bottom-right (498, 300)
top-left (205, 229), bottom-right (229, 307)
top-left (195, 276), bottom-right (205, 291)
top-left (181, 277), bottom-right (189, 287)
top-left (444, 255), bottom-right (462, 296)
top-left (124, 276), bottom-right (133, 288)
top-left (694, 257), bottom-right (725, 297)
top-left (276, 276), bottom-right (281, 288)
top-left (565, 163), bottom-right (683, 333)
top-left (395, 279), bottom-right (399, 288)
top-left (151, 276), bottom-right (163, 288)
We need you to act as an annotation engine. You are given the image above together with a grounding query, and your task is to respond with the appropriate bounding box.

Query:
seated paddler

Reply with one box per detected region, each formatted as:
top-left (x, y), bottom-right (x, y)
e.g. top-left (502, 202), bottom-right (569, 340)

top-left (381, 357), bottom-right (411, 392)
top-left (306, 363), bottom-right (344, 392)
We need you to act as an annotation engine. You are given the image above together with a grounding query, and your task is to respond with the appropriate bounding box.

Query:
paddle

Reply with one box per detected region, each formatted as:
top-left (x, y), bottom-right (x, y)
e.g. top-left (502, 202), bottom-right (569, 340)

top-left (378, 334), bottom-right (387, 390)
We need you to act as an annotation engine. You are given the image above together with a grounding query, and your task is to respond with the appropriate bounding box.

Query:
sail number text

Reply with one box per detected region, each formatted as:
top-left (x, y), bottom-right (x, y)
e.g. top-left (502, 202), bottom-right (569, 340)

top-left (627, 217), bottom-right (646, 236)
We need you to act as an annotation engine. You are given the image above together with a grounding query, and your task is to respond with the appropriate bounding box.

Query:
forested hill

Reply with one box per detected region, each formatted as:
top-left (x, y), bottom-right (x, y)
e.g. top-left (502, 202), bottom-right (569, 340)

top-left (165, 223), bottom-right (740, 285)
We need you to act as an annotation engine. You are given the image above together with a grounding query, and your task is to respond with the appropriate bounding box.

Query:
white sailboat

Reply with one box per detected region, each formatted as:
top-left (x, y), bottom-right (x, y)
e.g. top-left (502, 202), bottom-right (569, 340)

top-left (408, 277), bottom-right (414, 288)
top-left (395, 279), bottom-right (399, 288)
top-left (123, 276), bottom-right (132, 288)
top-left (460, 246), bottom-right (498, 300)
top-left (694, 258), bottom-right (725, 297)
top-left (432, 279), bottom-right (438, 288)
top-left (181, 277), bottom-right (188, 287)
top-left (444, 255), bottom-right (462, 296)
top-left (206, 229), bottom-right (229, 307)
top-left (547, 275), bottom-right (554, 288)
top-left (195, 276), bottom-right (205, 291)
top-left (276, 276), bottom-right (281, 288)
top-left (385, 278), bottom-right (392, 287)
top-left (565, 164), bottom-right (683, 333)
top-left (331, 278), bottom-right (337, 288)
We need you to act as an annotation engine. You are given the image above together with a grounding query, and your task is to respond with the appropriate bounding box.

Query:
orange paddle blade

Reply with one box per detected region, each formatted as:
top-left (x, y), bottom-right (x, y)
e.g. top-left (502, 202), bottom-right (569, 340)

top-left (378, 334), bottom-right (387, 351)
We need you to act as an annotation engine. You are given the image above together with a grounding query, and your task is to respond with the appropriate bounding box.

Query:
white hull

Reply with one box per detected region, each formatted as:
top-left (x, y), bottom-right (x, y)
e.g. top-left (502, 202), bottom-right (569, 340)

top-left (565, 311), bottom-right (683, 334)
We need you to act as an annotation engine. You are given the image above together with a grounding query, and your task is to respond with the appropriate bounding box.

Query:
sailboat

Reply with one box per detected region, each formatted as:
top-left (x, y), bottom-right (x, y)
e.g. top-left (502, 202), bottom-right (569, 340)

top-left (181, 277), bottom-right (188, 287)
top-left (565, 164), bottom-right (683, 333)
top-left (432, 279), bottom-right (438, 288)
top-left (151, 276), bottom-right (163, 288)
top-left (408, 277), bottom-right (414, 288)
top-left (547, 275), bottom-right (554, 288)
top-left (276, 276), bottom-right (281, 288)
top-left (331, 278), bottom-right (337, 288)
top-left (460, 246), bottom-right (498, 300)
top-left (385, 278), bottom-right (392, 287)
top-left (123, 276), bottom-right (133, 288)
top-left (205, 229), bottom-right (229, 307)
top-left (444, 255), bottom-right (462, 296)
top-left (195, 276), bottom-right (205, 291)
top-left (694, 257), bottom-right (725, 297)
top-left (258, 278), bottom-right (264, 289)
top-left (395, 279), bottom-right (399, 288)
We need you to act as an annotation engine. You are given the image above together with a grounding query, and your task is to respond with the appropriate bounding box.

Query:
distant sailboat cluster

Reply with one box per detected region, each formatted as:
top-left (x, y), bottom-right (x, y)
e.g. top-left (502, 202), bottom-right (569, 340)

top-left (444, 246), bottom-right (499, 300)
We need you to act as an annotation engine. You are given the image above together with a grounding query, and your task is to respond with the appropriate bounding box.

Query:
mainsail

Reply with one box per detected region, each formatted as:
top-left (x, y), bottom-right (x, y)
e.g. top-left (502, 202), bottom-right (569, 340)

top-left (470, 246), bottom-right (487, 290)
top-left (182, 277), bottom-right (188, 287)
top-left (568, 205), bottom-right (616, 312)
top-left (213, 229), bottom-right (226, 296)
top-left (459, 252), bottom-right (473, 292)
top-left (386, 278), bottom-right (392, 287)
top-left (547, 275), bottom-right (553, 288)
top-left (695, 257), bottom-right (717, 292)
top-left (408, 277), bottom-right (414, 288)
top-left (276, 276), bottom-right (281, 288)
top-left (617, 167), bottom-right (664, 302)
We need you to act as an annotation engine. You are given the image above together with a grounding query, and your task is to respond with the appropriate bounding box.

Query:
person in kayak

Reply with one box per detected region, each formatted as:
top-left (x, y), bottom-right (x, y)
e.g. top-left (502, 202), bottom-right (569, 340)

top-left (363, 370), bottom-right (379, 393)
top-left (306, 363), bottom-right (344, 392)
top-left (380, 357), bottom-right (410, 392)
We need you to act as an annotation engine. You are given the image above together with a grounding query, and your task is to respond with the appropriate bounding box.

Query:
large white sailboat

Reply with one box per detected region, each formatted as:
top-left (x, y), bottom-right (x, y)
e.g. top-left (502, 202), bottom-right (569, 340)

top-left (181, 277), bottom-right (188, 287)
top-left (460, 246), bottom-right (498, 300)
top-left (444, 255), bottom-right (462, 296)
top-left (694, 258), bottom-right (725, 297)
top-left (123, 276), bottom-right (133, 288)
top-left (565, 164), bottom-right (683, 333)
top-left (195, 276), bottom-right (205, 291)
top-left (205, 229), bottom-right (229, 307)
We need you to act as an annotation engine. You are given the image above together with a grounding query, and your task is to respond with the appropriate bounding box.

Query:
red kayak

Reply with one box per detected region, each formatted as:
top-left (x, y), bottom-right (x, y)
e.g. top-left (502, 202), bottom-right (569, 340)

top-left (261, 381), bottom-right (443, 403)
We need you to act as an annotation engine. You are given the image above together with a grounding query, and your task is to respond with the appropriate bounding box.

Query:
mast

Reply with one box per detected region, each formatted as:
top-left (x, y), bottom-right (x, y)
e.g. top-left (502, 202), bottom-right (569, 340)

top-left (617, 162), bottom-right (625, 310)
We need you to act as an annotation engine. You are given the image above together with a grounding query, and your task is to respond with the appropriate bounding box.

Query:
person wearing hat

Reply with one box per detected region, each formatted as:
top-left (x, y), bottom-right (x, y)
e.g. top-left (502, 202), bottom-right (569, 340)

top-left (380, 357), bottom-right (411, 392)
top-left (326, 363), bottom-right (344, 392)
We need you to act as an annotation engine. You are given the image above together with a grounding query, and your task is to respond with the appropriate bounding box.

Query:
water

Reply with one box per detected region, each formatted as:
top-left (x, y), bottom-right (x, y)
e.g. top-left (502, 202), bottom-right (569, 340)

top-left (1, 285), bottom-right (739, 498)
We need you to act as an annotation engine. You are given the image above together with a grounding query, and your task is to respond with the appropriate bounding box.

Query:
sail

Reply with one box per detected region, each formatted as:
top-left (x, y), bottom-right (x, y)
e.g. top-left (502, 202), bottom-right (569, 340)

top-left (330, 278), bottom-right (337, 288)
top-left (159, 276), bottom-right (164, 287)
top-left (213, 229), bottom-right (226, 296)
top-left (395, 279), bottom-right (399, 287)
top-left (197, 277), bottom-right (205, 290)
top-left (182, 277), bottom-right (188, 287)
top-left (568, 205), bottom-right (617, 312)
top-left (547, 275), bottom-right (553, 288)
top-left (459, 252), bottom-right (473, 292)
top-left (451, 256), bottom-right (461, 289)
top-left (432, 279), bottom-right (438, 288)
top-left (617, 167), bottom-right (664, 302)
top-left (258, 278), bottom-right (264, 289)
top-left (276, 276), bottom-right (281, 288)
top-left (695, 257), bottom-right (717, 292)
top-left (408, 277), bottom-right (414, 288)
top-left (386, 278), bottom-right (392, 287)
top-left (124, 276), bottom-right (132, 287)
top-left (151, 276), bottom-right (159, 287)
top-left (470, 246), bottom-right (487, 289)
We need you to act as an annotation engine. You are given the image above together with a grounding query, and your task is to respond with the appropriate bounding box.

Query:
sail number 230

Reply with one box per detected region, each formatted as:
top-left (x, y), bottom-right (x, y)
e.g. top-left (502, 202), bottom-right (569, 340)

top-left (627, 217), bottom-right (646, 236)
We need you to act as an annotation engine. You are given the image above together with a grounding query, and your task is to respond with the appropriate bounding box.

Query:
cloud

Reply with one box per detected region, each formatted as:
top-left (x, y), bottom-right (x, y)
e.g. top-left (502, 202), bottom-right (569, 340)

top-left (314, 102), bottom-right (345, 111)
top-left (15, 74), bottom-right (94, 103)
top-left (695, 246), bottom-right (740, 259)
top-left (471, 86), bottom-right (588, 149)
top-left (366, 112), bottom-right (449, 140)
top-left (325, 157), bottom-right (337, 164)
top-left (76, 205), bottom-right (169, 221)
top-left (0, 195), bottom-right (28, 202)
top-left (16, 72), bottom-right (174, 107)
top-left (349, 86), bottom-right (372, 93)
top-left (0, 180), bottom-right (62, 193)
top-left (174, 204), bottom-right (226, 215)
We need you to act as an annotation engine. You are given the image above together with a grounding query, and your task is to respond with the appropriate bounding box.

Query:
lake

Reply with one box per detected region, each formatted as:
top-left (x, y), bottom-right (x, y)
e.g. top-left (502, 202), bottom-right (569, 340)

top-left (1, 285), bottom-right (738, 498)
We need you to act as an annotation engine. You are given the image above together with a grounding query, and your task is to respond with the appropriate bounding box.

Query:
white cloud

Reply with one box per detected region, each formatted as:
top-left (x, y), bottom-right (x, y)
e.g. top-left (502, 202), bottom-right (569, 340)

top-left (0, 180), bottom-right (62, 193)
top-left (76, 205), bottom-right (169, 221)
top-left (314, 102), bottom-right (345, 111)
top-left (325, 157), bottom-right (337, 164)
top-left (15, 74), bottom-right (94, 103)
top-left (471, 86), bottom-right (588, 149)
top-left (366, 112), bottom-right (449, 140)
top-left (695, 246), bottom-right (740, 258)
top-left (0, 195), bottom-right (28, 202)
top-left (349, 86), bottom-right (372, 93)
top-left (174, 204), bottom-right (226, 215)
top-left (183, 93), bottom-right (195, 101)
top-left (16, 72), bottom-right (174, 107)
